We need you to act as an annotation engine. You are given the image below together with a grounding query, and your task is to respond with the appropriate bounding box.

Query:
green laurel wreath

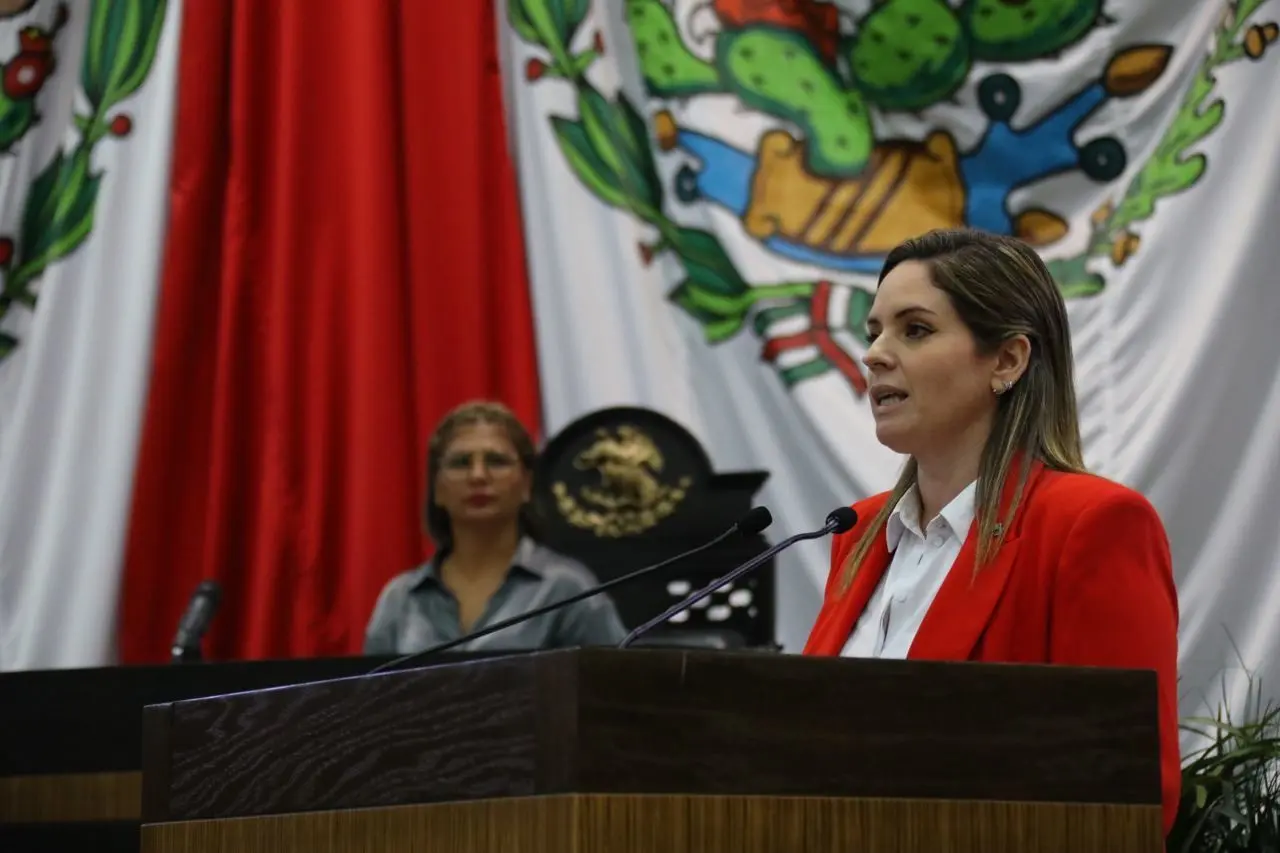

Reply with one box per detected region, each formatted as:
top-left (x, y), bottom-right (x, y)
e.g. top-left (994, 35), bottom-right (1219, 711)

top-left (511, 0), bottom-right (788, 346)
top-left (1069, 0), bottom-right (1277, 284)
top-left (0, 0), bottom-right (168, 364)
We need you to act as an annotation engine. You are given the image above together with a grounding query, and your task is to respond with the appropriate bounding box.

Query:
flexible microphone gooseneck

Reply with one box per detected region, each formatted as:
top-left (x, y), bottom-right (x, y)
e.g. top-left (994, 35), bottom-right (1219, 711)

top-left (617, 506), bottom-right (858, 649)
top-left (367, 506), bottom-right (774, 675)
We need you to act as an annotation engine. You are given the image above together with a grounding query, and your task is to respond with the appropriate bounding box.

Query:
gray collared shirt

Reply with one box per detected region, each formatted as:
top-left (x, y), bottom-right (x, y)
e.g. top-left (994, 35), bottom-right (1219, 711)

top-left (363, 537), bottom-right (627, 654)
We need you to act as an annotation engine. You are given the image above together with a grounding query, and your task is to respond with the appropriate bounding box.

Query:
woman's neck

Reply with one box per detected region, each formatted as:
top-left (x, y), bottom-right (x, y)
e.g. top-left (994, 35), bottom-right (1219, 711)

top-left (915, 442), bottom-right (984, 525)
top-left (445, 524), bottom-right (521, 578)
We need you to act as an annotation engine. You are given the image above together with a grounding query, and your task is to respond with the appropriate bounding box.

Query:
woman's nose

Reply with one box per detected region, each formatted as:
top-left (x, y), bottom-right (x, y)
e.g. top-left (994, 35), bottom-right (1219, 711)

top-left (862, 336), bottom-right (892, 370)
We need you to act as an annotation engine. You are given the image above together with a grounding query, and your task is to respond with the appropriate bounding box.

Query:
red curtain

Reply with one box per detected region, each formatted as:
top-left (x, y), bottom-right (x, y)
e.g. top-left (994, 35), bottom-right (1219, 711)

top-left (119, 0), bottom-right (541, 663)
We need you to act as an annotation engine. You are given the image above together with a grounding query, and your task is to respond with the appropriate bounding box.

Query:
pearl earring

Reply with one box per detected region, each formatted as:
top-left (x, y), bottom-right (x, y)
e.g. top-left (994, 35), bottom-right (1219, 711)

top-left (994, 380), bottom-right (1013, 395)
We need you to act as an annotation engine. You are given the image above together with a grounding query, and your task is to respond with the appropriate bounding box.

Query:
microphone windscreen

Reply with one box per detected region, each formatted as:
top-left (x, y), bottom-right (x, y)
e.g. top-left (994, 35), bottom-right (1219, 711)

top-left (194, 580), bottom-right (222, 604)
top-left (737, 506), bottom-right (773, 535)
top-left (826, 506), bottom-right (858, 533)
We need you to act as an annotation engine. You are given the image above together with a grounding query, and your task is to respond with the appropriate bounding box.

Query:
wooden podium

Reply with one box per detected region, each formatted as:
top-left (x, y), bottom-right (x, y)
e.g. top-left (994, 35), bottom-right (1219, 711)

top-left (138, 648), bottom-right (1165, 852)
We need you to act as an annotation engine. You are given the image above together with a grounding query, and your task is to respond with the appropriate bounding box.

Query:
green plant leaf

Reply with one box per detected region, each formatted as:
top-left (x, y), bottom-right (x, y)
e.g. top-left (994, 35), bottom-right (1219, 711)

top-left (510, 0), bottom-right (575, 67)
top-left (1046, 253), bottom-right (1105, 299)
top-left (570, 50), bottom-right (597, 76)
top-left (1236, 0), bottom-right (1268, 21)
top-left (668, 279), bottom-right (746, 343)
top-left (667, 226), bottom-right (748, 296)
top-left (577, 88), bottom-right (624, 173)
top-left (10, 148), bottom-right (102, 291)
top-left (0, 94), bottom-right (37, 154)
top-left (82, 0), bottom-right (169, 113)
top-left (508, 0), bottom-right (542, 44)
top-left (615, 92), bottom-right (663, 210)
top-left (1170, 668), bottom-right (1280, 851)
top-left (669, 278), bottom-right (745, 315)
top-left (576, 87), bottom-right (659, 215)
top-left (549, 117), bottom-right (627, 210)
top-left (556, 0), bottom-right (591, 46)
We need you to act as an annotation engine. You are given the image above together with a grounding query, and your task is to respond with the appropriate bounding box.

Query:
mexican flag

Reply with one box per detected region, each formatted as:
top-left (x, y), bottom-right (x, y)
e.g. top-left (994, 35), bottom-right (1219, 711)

top-left (496, 0), bottom-right (1280, 713)
top-left (1, 0), bottom-right (1279, 728)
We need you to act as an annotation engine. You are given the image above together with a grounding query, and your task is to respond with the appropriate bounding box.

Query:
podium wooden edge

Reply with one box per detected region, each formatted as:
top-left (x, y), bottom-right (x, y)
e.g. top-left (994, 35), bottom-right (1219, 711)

top-left (139, 793), bottom-right (1164, 853)
top-left (0, 770), bottom-right (142, 822)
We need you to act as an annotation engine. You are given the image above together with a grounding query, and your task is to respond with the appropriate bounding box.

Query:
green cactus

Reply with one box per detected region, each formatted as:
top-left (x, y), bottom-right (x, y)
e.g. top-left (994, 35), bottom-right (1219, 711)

top-left (963, 0), bottom-right (1103, 62)
top-left (626, 0), bottom-right (720, 98)
top-left (715, 25), bottom-right (873, 177)
top-left (847, 0), bottom-right (971, 111)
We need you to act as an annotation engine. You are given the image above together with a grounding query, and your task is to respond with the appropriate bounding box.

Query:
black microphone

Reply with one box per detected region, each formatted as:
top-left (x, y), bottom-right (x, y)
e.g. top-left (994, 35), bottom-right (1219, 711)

top-left (367, 506), bottom-right (774, 675)
top-left (170, 580), bottom-right (222, 663)
top-left (618, 506), bottom-right (858, 649)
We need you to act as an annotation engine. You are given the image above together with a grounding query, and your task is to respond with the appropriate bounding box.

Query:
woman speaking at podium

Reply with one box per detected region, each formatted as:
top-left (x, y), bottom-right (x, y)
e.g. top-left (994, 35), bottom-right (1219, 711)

top-left (802, 228), bottom-right (1180, 836)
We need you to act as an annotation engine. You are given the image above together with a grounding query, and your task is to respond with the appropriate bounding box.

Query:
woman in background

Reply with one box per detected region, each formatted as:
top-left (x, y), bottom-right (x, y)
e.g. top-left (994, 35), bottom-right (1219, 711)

top-left (364, 400), bottom-right (626, 654)
top-left (803, 228), bottom-right (1181, 837)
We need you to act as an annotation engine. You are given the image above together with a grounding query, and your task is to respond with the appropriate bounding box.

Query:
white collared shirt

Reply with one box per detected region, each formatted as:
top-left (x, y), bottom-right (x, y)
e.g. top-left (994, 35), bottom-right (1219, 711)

top-left (841, 480), bottom-right (977, 659)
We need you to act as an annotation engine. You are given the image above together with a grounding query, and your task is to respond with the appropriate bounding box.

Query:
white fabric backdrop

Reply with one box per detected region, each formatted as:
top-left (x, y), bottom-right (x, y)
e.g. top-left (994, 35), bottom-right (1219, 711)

top-left (0, 0), bottom-right (182, 669)
top-left (498, 0), bottom-right (1280, 722)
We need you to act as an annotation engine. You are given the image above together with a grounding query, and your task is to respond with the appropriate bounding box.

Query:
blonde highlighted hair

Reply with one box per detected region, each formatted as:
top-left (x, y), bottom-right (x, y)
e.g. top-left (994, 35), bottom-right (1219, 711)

top-left (838, 228), bottom-right (1087, 593)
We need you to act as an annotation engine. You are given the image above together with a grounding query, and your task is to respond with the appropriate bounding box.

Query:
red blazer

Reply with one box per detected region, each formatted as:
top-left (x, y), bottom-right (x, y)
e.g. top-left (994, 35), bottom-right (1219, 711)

top-left (803, 463), bottom-right (1181, 837)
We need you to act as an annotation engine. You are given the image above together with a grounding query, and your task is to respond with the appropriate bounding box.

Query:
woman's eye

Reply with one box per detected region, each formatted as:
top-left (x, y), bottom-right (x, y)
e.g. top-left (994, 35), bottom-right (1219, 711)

top-left (906, 323), bottom-right (932, 338)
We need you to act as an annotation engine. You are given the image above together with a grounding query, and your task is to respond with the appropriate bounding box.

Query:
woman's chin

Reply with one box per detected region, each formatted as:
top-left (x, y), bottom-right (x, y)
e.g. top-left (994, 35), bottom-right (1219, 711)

top-left (452, 506), bottom-right (512, 526)
top-left (874, 422), bottom-right (913, 456)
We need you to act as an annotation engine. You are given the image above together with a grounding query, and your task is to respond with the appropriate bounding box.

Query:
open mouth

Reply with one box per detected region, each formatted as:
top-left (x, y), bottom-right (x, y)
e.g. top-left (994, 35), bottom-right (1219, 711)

top-left (872, 387), bottom-right (909, 408)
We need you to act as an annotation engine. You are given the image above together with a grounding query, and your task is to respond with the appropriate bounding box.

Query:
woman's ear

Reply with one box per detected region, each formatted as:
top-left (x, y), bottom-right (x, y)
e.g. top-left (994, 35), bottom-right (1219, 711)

top-left (992, 334), bottom-right (1032, 389)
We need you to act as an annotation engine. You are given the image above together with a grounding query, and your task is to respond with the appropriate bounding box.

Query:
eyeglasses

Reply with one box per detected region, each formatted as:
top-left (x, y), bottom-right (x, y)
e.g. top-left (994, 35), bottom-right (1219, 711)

top-left (439, 451), bottom-right (520, 478)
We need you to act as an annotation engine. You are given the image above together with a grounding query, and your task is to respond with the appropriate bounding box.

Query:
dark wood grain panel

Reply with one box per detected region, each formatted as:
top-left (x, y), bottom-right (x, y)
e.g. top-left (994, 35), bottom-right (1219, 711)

top-left (139, 794), bottom-right (1165, 853)
top-left (571, 651), bottom-right (1162, 806)
top-left (533, 643), bottom-right (579, 794)
top-left (144, 648), bottom-right (1162, 822)
top-left (158, 655), bottom-right (541, 821)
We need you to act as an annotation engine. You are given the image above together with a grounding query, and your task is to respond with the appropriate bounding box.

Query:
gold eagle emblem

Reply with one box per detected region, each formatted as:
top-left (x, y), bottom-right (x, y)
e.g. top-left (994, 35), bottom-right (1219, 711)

top-left (552, 425), bottom-right (692, 537)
